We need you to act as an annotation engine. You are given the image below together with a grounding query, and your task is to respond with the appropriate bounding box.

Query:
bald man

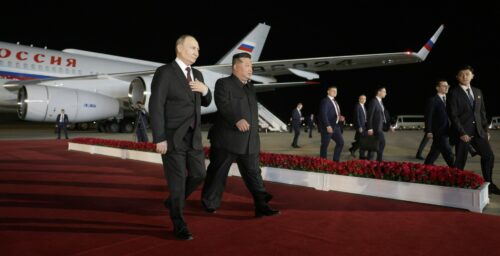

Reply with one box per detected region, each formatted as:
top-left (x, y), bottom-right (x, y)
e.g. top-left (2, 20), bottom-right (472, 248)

top-left (149, 35), bottom-right (212, 240)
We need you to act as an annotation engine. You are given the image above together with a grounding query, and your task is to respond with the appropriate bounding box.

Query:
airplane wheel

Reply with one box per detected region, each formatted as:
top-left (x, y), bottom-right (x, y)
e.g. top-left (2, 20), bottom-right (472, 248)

top-left (107, 122), bottom-right (119, 133)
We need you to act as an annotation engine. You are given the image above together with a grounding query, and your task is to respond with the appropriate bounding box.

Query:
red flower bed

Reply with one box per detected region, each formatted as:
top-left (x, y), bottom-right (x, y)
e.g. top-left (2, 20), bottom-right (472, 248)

top-left (70, 138), bottom-right (484, 189)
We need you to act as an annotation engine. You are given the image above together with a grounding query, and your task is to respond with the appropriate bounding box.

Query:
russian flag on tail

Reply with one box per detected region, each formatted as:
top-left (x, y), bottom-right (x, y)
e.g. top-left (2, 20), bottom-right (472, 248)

top-left (424, 39), bottom-right (434, 51)
top-left (237, 42), bottom-right (256, 53)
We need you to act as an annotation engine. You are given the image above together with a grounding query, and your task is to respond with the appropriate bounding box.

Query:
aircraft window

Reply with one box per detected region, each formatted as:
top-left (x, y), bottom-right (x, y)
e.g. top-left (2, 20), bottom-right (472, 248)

top-left (31, 64), bottom-right (36, 69)
top-left (65, 68), bottom-right (70, 74)
top-left (38, 65), bottom-right (43, 70)
top-left (23, 63), bottom-right (28, 69)
top-left (45, 66), bottom-right (50, 71)
top-left (52, 67), bottom-right (56, 72)
top-left (59, 67), bottom-right (63, 73)
top-left (8, 61), bottom-right (13, 67)
top-left (0, 60), bottom-right (3, 66)
top-left (16, 63), bottom-right (21, 68)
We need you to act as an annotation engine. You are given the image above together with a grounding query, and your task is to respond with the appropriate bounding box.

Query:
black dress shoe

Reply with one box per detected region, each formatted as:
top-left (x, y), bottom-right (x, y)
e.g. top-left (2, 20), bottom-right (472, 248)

top-left (174, 226), bottom-right (193, 240)
top-left (201, 202), bottom-right (216, 214)
top-left (349, 148), bottom-right (355, 157)
top-left (255, 205), bottom-right (280, 217)
top-left (489, 184), bottom-right (500, 195)
top-left (416, 155), bottom-right (425, 160)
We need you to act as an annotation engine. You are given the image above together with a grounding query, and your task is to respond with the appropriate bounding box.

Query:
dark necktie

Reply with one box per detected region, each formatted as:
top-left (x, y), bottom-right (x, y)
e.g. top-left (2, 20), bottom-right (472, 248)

top-left (466, 88), bottom-right (474, 107)
top-left (442, 96), bottom-right (446, 107)
top-left (186, 67), bottom-right (192, 82)
top-left (185, 66), bottom-right (195, 128)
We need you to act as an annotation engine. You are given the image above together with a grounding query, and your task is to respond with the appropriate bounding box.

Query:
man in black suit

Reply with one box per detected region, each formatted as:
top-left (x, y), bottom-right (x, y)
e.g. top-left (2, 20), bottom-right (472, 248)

top-left (423, 79), bottom-right (454, 166)
top-left (291, 102), bottom-right (303, 147)
top-left (202, 52), bottom-right (279, 217)
top-left (307, 113), bottom-right (316, 138)
top-left (149, 35), bottom-right (212, 240)
top-left (349, 94), bottom-right (367, 159)
top-left (447, 65), bottom-right (498, 194)
top-left (366, 87), bottom-right (394, 161)
top-left (318, 86), bottom-right (345, 162)
top-left (56, 109), bottom-right (69, 139)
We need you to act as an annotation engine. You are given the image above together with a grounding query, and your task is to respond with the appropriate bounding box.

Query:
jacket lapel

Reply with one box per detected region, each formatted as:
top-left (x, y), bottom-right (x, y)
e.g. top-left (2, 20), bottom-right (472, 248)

top-left (171, 61), bottom-right (194, 101)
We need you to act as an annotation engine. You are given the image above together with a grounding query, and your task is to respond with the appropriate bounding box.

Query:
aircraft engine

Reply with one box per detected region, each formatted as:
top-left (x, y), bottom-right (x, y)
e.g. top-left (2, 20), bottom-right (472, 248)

top-left (128, 76), bottom-right (152, 111)
top-left (17, 85), bottom-right (120, 122)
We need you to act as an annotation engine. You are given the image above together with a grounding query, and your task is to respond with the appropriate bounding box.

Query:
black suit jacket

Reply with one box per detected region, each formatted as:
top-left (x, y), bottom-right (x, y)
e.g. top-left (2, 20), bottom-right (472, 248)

top-left (149, 61), bottom-right (212, 151)
top-left (56, 114), bottom-right (69, 124)
top-left (447, 86), bottom-right (488, 141)
top-left (208, 75), bottom-right (260, 155)
top-left (291, 109), bottom-right (301, 127)
top-left (318, 97), bottom-right (340, 132)
top-left (424, 94), bottom-right (450, 137)
top-left (366, 98), bottom-right (388, 133)
top-left (353, 103), bottom-right (367, 130)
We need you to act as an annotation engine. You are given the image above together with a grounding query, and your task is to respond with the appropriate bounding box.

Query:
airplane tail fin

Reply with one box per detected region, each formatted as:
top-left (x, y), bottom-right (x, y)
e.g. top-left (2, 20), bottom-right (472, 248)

top-left (216, 23), bottom-right (270, 64)
top-left (416, 24), bottom-right (444, 60)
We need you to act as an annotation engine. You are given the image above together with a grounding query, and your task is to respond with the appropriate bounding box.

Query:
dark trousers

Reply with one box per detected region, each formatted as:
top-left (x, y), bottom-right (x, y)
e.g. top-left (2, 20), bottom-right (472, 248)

top-left (162, 130), bottom-right (206, 228)
top-left (320, 125), bottom-right (344, 162)
top-left (454, 135), bottom-right (495, 182)
top-left (202, 147), bottom-right (268, 210)
top-left (57, 124), bottom-right (68, 139)
top-left (351, 130), bottom-right (367, 159)
top-left (308, 125), bottom-right (314, 138)
top-left (424, 135), bottom-right (454, 167)
top-left (292, 124), bottom-right (300, 146)
top-left (367, 132), bottom-right (385, 161)
top-left (136, 125), bottom-right (149, 142)
top-left (416, 133), bottom-right (430, 157)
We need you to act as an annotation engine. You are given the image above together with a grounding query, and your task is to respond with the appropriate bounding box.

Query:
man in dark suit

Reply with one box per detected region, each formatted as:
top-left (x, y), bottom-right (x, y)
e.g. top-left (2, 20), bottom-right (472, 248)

top-left (366, 87), bottom-right (394, 161)
top-left (447, 65), bottom-right (498, 194)
top-left (202, 52), bottom-right (279, 217)
top-left (291, 102), bottom-right (303, 147)
top-left (134, 101), bottom-right (149, 142)
top-left (149, 35), bottom-right (212, 240)
top-left (423, 79), bottom-right (454, 166)
top-left (318, 86), bottom-right (344, 162)
top-left (56, 109), bottom-right (69, 139)
top-left (349, 94), bottom-right (367, 159)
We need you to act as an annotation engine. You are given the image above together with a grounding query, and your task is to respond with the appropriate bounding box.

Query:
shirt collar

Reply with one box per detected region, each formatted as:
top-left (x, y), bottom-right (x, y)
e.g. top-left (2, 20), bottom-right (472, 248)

top-left (175, 58), bottom-right (190, 73)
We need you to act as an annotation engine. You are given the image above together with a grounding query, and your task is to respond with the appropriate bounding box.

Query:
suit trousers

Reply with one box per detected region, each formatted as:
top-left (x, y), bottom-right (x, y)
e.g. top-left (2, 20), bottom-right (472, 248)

top-left (367, 132), bottom-right (385, 161)
top-left (292, 124), bottom-right (301, 146)
top-left (320, 125), bottom-right (344, 162)
top-left (202, 147), bottom-right (267, 210)
top-left (454, 133), bottom-right (494, 182)
top-left (57, 124), bottom-right (68, 139)
top-left (424, 135), bottom-right (454, 166)
top-left (162, 129), bottom-right (206, 228)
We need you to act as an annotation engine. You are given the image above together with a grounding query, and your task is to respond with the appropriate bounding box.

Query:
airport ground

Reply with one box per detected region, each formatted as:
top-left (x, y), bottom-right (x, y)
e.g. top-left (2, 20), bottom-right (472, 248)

top-left (1, 123), bottom-right (499, 216)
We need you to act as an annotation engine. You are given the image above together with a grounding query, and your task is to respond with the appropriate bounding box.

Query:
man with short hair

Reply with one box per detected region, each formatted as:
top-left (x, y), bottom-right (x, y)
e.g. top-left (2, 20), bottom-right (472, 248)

top-left (447, 65), bottom-right (498, 194)
top-left (291, 102), bottom-right (303, 148)
top-left (349, 94), bottom-right (367, 159)
top-left (366, 87), bottom-right (394, 161)
top-left (149, 35), bottom-right (212, 240)
top-left (202, 52), bottom-right (279, 218)
top-left (56, 109), bottom-right (69, 139)
top-left (423, 79), bottom-right (454, 166)
top-left (318, 86), bottom-right (345, 162)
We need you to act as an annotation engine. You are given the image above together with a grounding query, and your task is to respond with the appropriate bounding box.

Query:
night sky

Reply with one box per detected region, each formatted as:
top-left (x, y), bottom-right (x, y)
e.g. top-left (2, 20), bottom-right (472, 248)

top-left (3, 1), bottom-right (499, 123)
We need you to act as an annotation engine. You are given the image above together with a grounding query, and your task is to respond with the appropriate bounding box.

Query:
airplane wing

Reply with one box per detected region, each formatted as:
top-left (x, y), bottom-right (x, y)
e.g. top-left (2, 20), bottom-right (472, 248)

top-left (254, 81), bottom-right (320, 92)
top-left (2, 70), bottom-right (156, 92)
top-left (201, 25), bottom-right (444, 80)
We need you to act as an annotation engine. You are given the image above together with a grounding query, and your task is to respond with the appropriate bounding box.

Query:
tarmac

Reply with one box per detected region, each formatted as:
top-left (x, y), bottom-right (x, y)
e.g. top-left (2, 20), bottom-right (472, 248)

top-left (1, 123), bottom-right (499, 216)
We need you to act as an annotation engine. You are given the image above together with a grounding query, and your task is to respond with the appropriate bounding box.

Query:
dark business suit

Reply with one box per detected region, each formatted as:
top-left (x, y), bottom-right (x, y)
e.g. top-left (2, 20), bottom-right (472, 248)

top-left (149, 61), bottom-right (212, 229)
top-left (318, 97), bottom-right (344, 162)
top-left (447, 85), bottom-right (494, 182)
top-left (307, 115), bottom-right (315, 138)
top-left (351, 103), bottom-right (367, 159)
top-left (423, 95), bottom-right (454, 166)
top-left (366, 97), bottom-right (388, 161)
top-left (56, 113), bottom-right (69, 139)
top-left (202, 75), bottom-right (269, 210)
top-left (291, 108), bottom-right (301, 146)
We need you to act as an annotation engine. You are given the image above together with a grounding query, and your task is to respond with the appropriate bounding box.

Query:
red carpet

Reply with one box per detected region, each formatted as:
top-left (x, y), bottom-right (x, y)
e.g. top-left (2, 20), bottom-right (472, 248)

top-left (1, 140), bottom-right (500, 256)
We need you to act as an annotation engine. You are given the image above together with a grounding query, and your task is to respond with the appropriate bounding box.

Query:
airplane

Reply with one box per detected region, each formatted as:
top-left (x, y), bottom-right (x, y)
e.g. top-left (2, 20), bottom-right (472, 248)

top-left (0, 23), bottom-right (444, 132)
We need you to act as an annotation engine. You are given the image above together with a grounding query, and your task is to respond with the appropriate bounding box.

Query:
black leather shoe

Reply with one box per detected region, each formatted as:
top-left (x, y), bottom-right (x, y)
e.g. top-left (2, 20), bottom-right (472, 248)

top-left (349, 148), bottom-right (355, 157)
top-left (255, 206), bottom-right (280, 217)
top-left (489, 184), bottom-right (500, 195)
top-left (416, 155), bottom-right (425, 160)
top-left (201, 202), bottom-right (216, 214)
top-left (174, 226), bottom-right (193, 240)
